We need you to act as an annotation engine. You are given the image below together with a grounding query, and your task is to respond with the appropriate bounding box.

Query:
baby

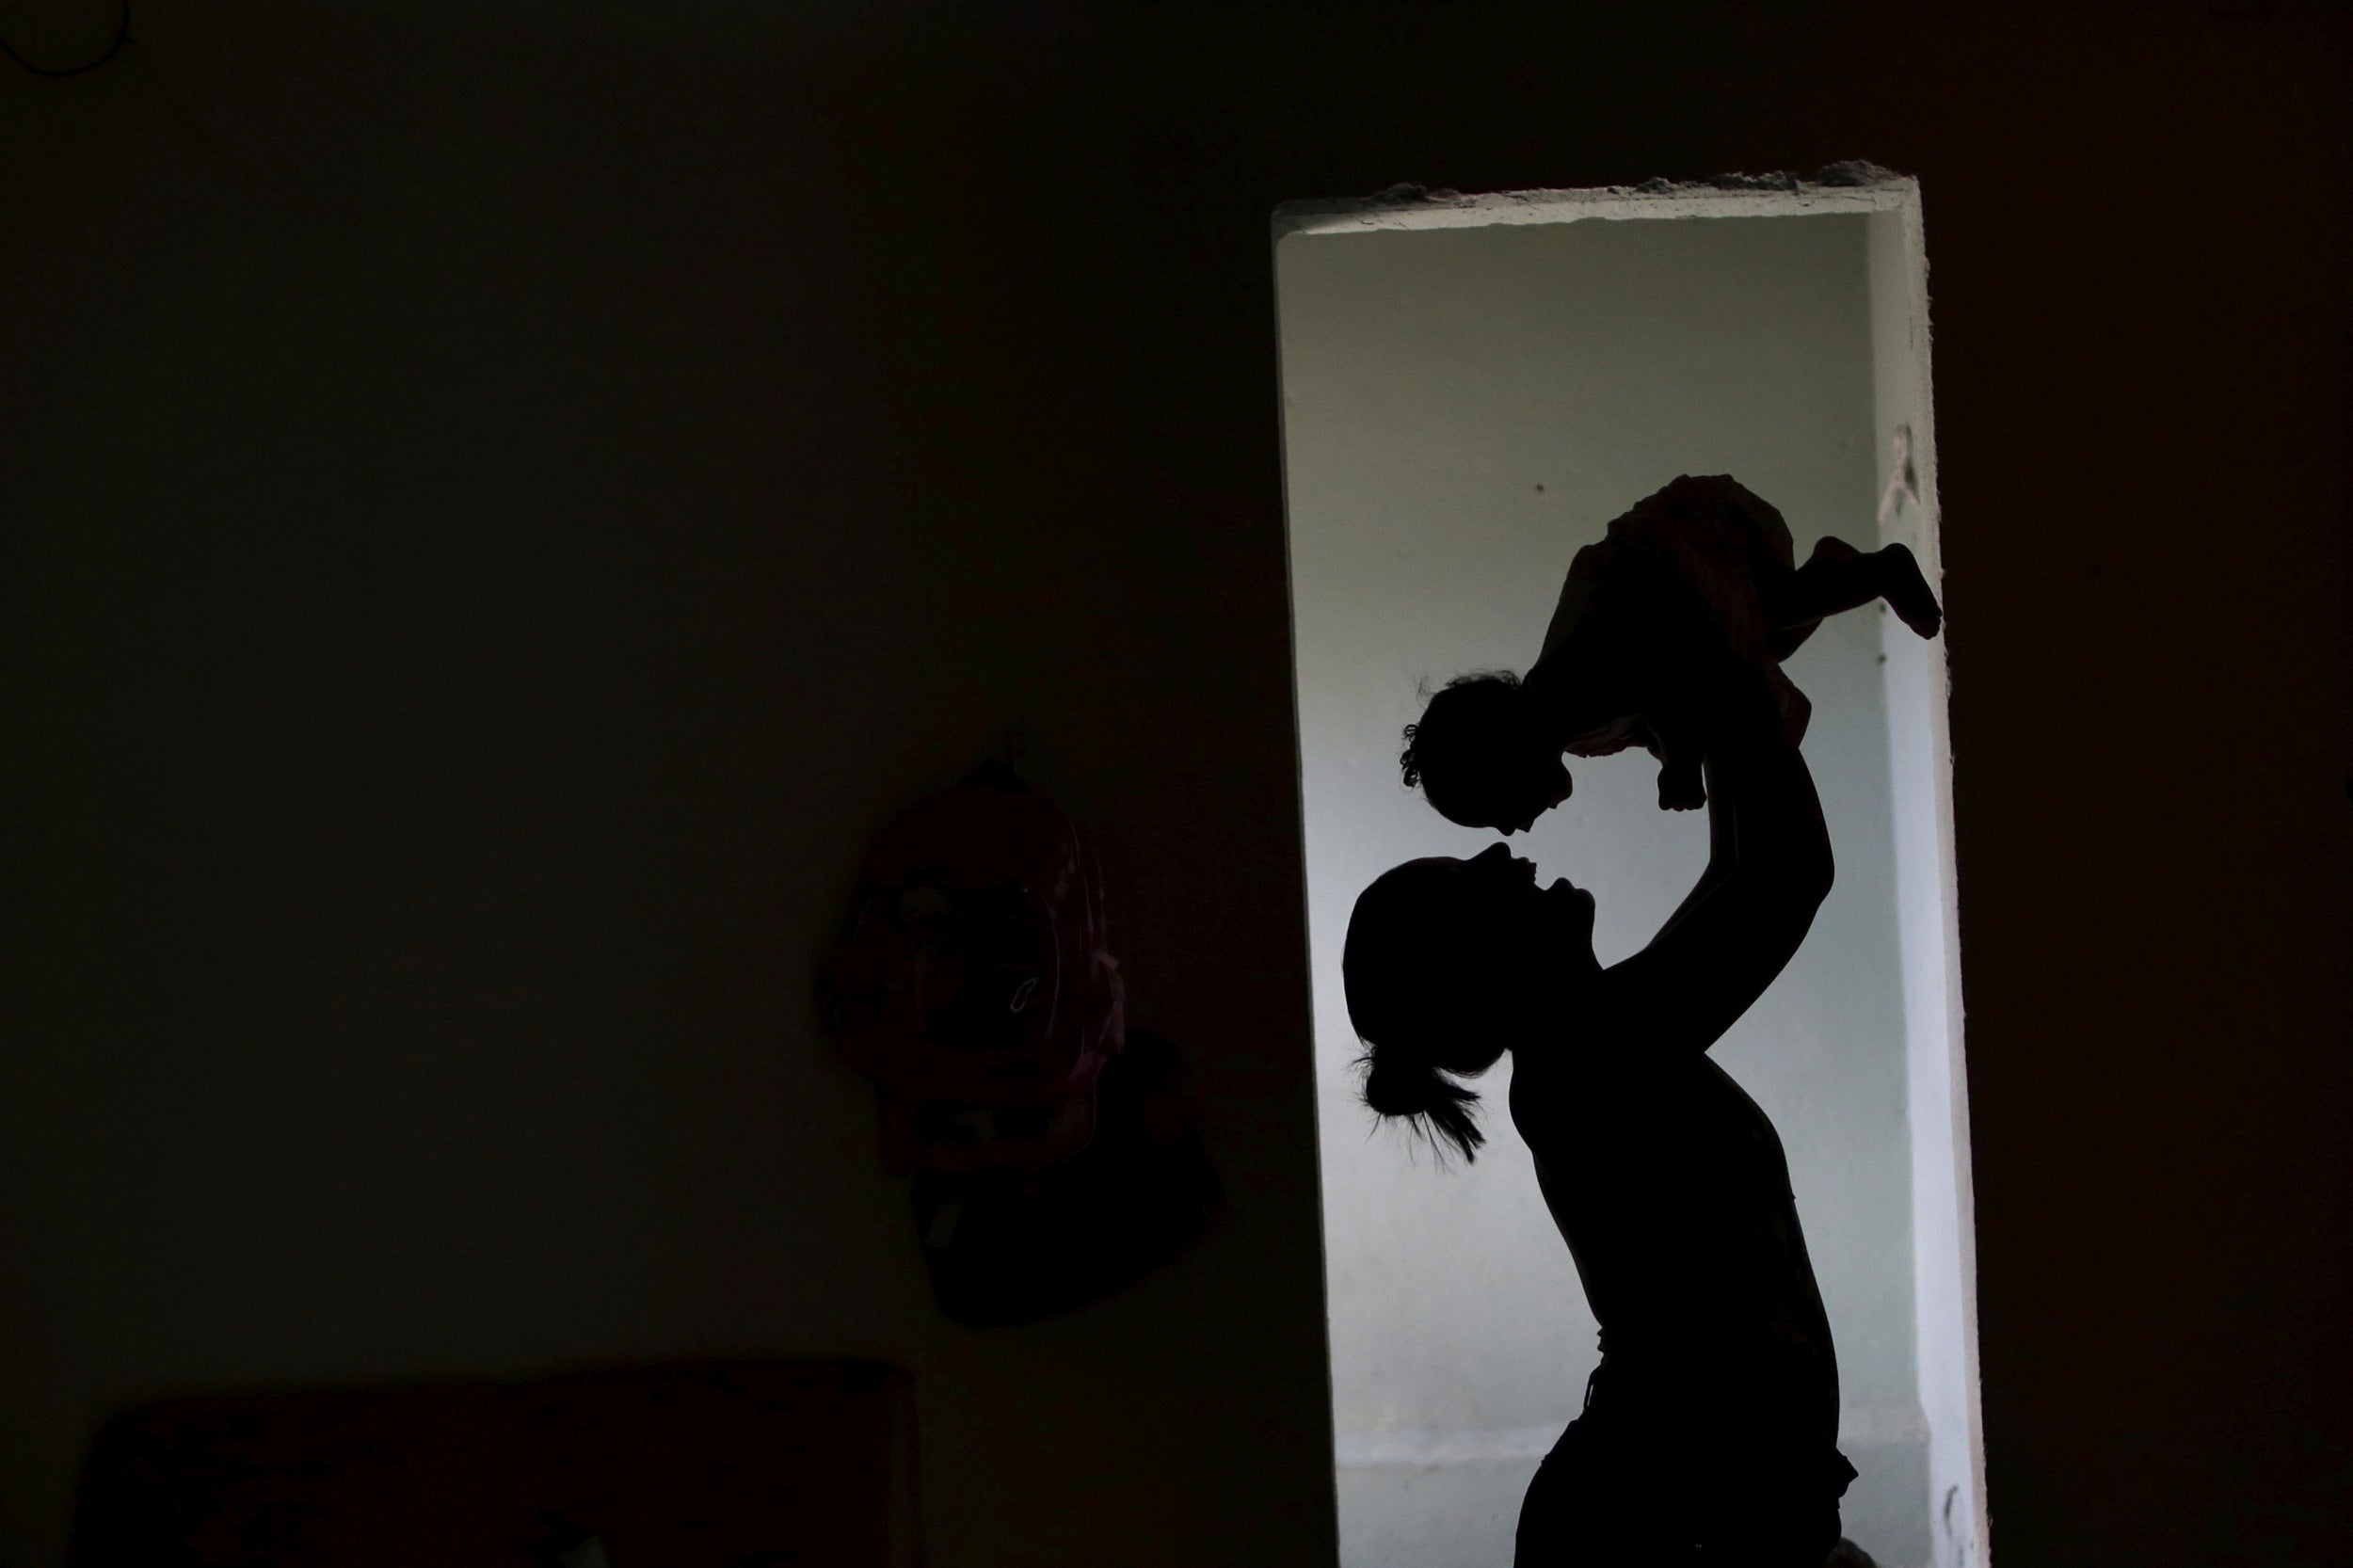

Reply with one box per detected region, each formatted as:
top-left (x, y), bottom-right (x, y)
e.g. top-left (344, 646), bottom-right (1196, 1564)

top-left (1401, 474), bottom-right (1943, 831)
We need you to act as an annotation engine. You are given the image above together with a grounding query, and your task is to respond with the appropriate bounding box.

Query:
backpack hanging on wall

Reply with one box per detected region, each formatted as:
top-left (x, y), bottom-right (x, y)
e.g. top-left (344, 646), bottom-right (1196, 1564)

top-left (906, 1024), bottom-right (1219, 1327)
top-left (820, 761), bottom-right (1125, 1175)
top-left (819, 761), bottom-right (1218, 1325)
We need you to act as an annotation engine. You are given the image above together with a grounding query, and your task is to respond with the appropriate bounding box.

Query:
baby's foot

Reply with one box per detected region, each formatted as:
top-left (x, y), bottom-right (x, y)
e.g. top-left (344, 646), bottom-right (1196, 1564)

top-left (1879, 543), bottom-right (1944, 638)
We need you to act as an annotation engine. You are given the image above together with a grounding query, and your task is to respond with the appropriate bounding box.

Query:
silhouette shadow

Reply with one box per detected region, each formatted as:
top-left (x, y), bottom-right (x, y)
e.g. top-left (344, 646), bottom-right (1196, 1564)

top-left (1347, 476), bottom-right (1939, 1566)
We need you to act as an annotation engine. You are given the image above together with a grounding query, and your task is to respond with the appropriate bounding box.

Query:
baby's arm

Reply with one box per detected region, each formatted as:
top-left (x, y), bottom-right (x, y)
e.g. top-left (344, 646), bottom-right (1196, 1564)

top-left (1545, 676), bottom-right (1705, 809)
top-left (1533, 530), bottom-right (1720, 810)
top-left (1645, 712), bottom-right (1708, 812)
top-left (1526, 627), bottom-right (1644, 756)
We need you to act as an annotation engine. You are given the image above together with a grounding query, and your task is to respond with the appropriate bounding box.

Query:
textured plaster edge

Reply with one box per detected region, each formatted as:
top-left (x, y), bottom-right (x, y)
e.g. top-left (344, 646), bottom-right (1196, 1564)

top-left (1272, 164), bottom-right (1913, 241)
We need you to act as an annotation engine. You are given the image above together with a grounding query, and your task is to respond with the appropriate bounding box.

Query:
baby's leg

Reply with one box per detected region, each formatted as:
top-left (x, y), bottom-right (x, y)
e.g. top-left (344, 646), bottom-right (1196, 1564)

top-left (1769, 536), bottom-right (1944, 639)
top-left (1647, 714), bottom-right (1707, 812)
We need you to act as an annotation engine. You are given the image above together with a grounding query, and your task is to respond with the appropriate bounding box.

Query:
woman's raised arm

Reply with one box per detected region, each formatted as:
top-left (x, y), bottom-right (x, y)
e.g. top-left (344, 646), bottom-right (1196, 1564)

top-left (1602, 672), bottom-right (1833, 1054)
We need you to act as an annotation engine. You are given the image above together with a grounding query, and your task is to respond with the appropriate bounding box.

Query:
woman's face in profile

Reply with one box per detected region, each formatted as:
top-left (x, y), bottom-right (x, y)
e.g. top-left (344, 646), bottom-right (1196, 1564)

top-left (1450, 843), bottom-right (1600, 975)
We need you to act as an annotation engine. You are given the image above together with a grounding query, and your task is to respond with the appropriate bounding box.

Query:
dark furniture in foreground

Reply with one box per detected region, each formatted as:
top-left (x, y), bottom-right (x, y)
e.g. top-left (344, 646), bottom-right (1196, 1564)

top-left (68, 1360), bottom-right (918, 1567)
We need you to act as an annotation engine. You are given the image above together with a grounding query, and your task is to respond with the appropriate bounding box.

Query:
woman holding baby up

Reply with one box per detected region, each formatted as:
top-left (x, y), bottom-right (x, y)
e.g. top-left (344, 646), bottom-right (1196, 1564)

top-left (1345, 654), bottom-right (1878, 1566)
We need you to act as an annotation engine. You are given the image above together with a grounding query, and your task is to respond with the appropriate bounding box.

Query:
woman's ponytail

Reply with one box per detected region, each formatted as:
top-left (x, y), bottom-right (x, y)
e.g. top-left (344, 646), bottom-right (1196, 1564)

top-left (1345, 856), bottom-right (1511, 1166)
top-left (1360, 1044), bottom-right (1486, 1163)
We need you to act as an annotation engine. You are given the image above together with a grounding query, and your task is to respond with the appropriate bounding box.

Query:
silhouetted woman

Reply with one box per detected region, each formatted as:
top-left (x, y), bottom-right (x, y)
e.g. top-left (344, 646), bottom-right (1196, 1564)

top-left (1344, 667), bottom-right (1869, 1566)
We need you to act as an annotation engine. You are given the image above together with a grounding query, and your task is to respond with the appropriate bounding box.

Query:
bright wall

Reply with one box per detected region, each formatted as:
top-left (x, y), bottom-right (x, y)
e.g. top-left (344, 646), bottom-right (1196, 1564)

top-left (1280, 210), bottom-right (1932, 1566)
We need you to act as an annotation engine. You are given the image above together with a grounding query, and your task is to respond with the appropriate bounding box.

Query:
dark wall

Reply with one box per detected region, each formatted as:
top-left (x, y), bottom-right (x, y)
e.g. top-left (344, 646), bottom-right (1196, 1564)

top-left (1, 2), bottom-right (2345, 1564)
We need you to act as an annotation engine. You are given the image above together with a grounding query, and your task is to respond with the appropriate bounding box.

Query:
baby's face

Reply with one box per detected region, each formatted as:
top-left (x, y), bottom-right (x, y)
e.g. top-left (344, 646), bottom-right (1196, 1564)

top-left (1477, 752), bottom-right (1574, 836)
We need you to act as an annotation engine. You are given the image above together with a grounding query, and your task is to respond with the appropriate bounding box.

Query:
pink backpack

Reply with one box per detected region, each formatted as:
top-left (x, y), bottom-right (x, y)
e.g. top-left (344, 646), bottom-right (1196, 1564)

top-left (821, 764), bottom-right (1124, 1174)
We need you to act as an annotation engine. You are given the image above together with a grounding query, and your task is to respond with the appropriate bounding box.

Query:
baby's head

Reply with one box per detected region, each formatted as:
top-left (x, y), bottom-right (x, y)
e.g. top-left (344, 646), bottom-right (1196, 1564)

top-left (1401, 672), bottom-right (1572, 834)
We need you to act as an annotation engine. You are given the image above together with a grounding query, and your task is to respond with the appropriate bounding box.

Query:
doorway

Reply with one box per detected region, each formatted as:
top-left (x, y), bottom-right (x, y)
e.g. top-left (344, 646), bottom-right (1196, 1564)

top-left (1274, 178), bottom-right (1984, 1568)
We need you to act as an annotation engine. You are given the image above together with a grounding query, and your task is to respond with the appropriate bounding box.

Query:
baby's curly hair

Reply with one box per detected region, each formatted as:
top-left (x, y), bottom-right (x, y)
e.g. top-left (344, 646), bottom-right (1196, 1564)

top-left (1400, 671), bottom-right (1529, 825)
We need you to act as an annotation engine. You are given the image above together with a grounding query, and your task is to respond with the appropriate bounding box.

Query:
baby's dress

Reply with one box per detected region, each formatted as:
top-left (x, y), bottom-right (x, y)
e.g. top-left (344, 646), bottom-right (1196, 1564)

top-left (1536, 474), bottom-right (1813, 756)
